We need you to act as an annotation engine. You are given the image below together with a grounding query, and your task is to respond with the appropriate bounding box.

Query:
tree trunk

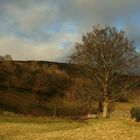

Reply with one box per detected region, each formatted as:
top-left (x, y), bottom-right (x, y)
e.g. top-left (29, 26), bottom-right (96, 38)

top-left (98, 98), bottom-right (103, 112)
top-left (103, 101), bottom-right (109, 118)
top-left (53, 106), bottom-right (56, 119)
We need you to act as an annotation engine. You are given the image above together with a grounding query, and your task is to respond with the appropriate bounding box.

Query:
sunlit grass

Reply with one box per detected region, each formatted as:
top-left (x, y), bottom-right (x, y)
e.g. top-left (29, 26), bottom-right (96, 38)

top-left (0, 102), bottom-right (140, 140)
top-left (0, 115), bottom-right (140, 140)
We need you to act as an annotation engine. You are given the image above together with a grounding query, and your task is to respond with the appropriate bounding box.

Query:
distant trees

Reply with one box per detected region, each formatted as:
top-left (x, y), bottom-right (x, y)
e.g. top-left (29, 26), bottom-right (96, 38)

top-left (0, 61), bottom-right (71, 98)
top-left (69, 25), bottom-right (139, 118)
top-left (30, 64), bottom-right (72, 107)
top-left (0, 54), bottom-right (12, 61)
top-left (4, 55), bottom-right (12, 61)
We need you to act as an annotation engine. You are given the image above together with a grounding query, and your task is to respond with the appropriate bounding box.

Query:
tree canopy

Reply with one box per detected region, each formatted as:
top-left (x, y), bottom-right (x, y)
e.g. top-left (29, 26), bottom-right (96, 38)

top-left (69, 25), bottom-right (139, 117)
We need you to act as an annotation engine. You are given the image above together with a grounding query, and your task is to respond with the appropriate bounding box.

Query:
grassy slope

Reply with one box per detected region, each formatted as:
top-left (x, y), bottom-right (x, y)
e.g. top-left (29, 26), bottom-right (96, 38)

top-left (0, 102), bottom-right (140, 140)
top-left (0, 61), bottom-right (139, 115)
top-left (0, 61), bottom-right (140, 140)
top-left (0, 90), bottom-right (39, 115)
top-left (0, 116), bottom-right (140, 140)
top-left (0, 61), bottom-right (83, 115)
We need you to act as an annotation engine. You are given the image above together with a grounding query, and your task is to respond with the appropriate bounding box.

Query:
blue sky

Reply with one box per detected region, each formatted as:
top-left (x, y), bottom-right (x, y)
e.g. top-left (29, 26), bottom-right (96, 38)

top-left (0, 0), bottom-right (140, 61)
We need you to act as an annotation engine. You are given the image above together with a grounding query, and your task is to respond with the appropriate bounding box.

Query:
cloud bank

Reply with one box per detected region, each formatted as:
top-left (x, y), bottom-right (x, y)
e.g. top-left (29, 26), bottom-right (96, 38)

top-left (0, 0), bottom-right (140, 61)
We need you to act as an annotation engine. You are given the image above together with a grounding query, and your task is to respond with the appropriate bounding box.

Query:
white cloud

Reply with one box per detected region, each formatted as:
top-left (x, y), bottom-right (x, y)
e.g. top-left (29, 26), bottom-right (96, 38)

top-left (0, 32), bottom-right (79, 61)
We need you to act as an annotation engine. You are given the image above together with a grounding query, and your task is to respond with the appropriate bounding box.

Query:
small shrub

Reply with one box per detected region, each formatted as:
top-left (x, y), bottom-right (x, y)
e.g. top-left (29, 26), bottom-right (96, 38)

top-left (130, 107), bottom-right (140, 122)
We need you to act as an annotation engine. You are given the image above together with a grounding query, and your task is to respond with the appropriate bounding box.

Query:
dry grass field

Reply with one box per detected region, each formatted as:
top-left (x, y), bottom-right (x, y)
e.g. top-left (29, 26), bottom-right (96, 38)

top-left (0, 108), bottom-right (140, 140)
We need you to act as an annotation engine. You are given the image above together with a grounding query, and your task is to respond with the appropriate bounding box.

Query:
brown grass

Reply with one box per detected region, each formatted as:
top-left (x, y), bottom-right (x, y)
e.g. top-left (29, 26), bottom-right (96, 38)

top-left (0, 115), bottom-right (140, 140)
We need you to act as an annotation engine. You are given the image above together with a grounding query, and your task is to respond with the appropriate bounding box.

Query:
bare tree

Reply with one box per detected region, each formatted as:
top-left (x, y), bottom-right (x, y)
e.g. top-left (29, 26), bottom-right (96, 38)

top-left (69, 25), bottom-right (139, 118)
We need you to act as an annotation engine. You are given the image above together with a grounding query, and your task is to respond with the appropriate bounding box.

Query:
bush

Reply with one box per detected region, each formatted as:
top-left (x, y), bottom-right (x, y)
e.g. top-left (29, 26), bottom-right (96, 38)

top-left (130, 107), bottom-right (140, 122)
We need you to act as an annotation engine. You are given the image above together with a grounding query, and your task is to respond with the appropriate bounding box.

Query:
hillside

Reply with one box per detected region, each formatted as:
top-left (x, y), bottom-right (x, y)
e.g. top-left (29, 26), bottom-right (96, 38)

top-left (0, 61), bottom-right (89, 116)
top-left (0, 61), bottom-right (139, 117)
